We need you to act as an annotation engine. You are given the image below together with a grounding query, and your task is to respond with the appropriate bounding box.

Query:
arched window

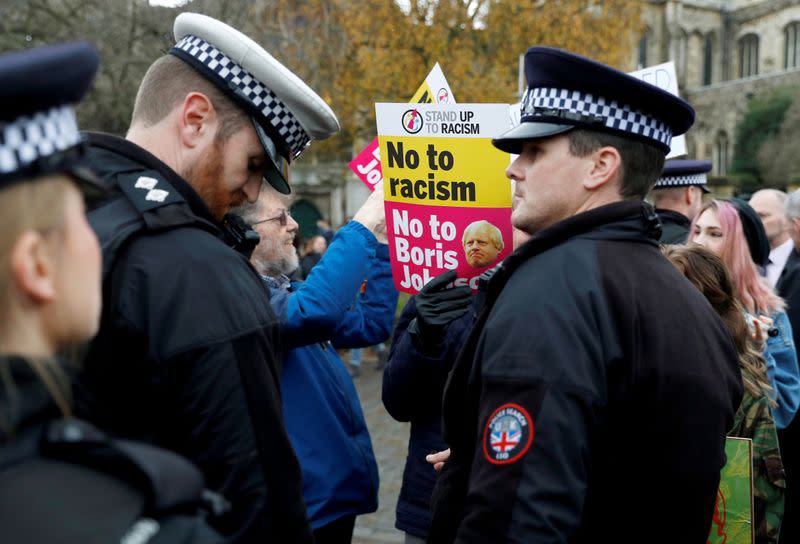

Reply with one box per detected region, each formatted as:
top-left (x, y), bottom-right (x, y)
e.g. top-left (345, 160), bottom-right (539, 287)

top-left (638, 29), bottom-right (650, 68)
top-left (785, 22), bottom-right (800, 69)
top-left (715, 132), bottom-right (729, 176)
top-left (739, 34), bottom-right (759, 77)
top-left (703, 33), bottom-right (714, 85)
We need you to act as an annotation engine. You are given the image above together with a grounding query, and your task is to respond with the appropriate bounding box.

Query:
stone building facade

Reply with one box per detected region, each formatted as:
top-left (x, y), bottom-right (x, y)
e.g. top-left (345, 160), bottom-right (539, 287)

top-left (634, 0), bottom-right (800, 176)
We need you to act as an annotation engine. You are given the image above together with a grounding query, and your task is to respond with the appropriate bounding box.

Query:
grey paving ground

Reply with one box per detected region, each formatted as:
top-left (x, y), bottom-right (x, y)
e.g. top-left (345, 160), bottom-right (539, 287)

top-left (348, 354), bottom-right (410, 544)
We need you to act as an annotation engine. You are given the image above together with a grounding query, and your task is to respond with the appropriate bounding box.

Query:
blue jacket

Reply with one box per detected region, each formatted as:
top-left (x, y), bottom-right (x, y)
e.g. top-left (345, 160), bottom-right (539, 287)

top-left (764, 310), bottom-right (800, 429)
top-left (267, 221), bottom-right (398, 529)
top-left (382, 297), bottom-right (475, 538)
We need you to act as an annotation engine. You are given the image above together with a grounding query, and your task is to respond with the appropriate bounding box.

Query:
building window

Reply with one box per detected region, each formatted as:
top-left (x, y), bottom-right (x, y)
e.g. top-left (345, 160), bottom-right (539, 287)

top-left (703, 34), bottom-right (714, 85)
top-left (716, 132), bottom-right (729, 176)
top-left (638, 31), bottom-right (649, 68)
top-left (786, 23), bottom-right (800, 69)
top-left (739, 34), bottom-right (759, 77)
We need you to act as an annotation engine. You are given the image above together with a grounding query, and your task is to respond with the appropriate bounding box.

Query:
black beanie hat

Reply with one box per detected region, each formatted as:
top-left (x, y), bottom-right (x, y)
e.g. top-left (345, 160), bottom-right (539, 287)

top-left (726, 198), bottom-right (770, 268)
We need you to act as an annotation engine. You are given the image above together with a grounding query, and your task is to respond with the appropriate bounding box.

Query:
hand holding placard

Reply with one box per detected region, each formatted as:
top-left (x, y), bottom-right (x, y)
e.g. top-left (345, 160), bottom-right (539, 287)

top-left (353, 184), bottom-right (387, 243)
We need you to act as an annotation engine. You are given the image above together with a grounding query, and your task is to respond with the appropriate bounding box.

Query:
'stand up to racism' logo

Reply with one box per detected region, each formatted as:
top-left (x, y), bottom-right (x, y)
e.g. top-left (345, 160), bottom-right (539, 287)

top-left (401, 109), bottom-right (424, 134)
top-left (437, 88), bottom-right (450, 103)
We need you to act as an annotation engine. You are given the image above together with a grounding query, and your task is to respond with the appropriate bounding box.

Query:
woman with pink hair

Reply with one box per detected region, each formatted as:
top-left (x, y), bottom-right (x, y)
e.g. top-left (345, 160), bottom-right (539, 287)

top-left (691, 199), bottom-right (800, 429)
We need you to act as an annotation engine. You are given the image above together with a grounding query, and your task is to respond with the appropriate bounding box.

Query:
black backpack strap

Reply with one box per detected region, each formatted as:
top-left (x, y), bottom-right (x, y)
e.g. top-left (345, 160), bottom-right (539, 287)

top-left (42, 419), bottom-right (211, 514)
top-left (0, 457), bottom-right (147, 543)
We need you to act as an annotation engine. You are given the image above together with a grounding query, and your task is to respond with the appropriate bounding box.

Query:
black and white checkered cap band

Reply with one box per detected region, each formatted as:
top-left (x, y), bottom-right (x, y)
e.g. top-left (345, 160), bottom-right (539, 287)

top-left (654, 173), bottom-right (708, 188)
top-left (0, 106), bottom-right (81, 174)
top-left (174, 35), bottom-right (311, 160)
top-left (521, 87), bottom-right (673, 148)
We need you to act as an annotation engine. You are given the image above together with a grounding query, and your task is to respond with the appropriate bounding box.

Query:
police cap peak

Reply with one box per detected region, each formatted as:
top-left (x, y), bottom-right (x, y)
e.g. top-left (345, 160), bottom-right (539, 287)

top-left (493, 46), bottom-right (695, 154)
top-left (0, 41), bottom-right (103, 194)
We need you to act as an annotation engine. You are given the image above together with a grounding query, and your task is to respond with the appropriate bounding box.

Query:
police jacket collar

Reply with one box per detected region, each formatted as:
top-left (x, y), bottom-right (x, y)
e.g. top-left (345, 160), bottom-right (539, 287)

top-left (0, 355), bottom-right (62, 449)
top-left (491, 201), bottom-right (661, 300)
top-left (516, 200), bottom-right (660, 257)
top-left (655, 208), bottom-right (690, 230)
top-left (84, 132), bottom-right (219, 227)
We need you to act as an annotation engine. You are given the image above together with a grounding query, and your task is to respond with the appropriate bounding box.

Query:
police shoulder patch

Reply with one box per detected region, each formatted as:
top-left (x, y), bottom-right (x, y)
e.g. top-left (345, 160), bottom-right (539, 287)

top-left (482, 402), bottom-right (534, 465)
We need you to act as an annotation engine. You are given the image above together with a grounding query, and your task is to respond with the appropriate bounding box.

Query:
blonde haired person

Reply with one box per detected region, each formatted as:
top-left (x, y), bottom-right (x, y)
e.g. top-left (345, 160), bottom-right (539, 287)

top-left (0, 42), bottom-right (220, 543)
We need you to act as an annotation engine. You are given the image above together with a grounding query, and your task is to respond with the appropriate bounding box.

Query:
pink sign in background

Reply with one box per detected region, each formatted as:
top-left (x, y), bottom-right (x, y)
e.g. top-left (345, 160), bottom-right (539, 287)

top-left (385, 201), bottom-right (512, 293)
top-left (348, 139), bottom-right (382, 191)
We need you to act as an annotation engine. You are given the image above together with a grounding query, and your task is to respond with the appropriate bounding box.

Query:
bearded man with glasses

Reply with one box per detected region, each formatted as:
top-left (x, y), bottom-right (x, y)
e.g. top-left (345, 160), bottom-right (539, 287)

top-left (237, 182), bottom-right (396, 544)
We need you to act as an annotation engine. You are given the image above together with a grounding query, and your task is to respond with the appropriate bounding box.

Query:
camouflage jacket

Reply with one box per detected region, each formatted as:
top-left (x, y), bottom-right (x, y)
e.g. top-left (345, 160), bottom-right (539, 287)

top-left (729, 391), bottom-right (786, 543)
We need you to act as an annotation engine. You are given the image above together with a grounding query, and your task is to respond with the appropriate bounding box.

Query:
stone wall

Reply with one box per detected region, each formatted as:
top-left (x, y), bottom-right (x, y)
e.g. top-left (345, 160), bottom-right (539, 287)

top-left (686, 66), bottom-right (800, 173)
top-left (733, 3), bottom-right (800, 75)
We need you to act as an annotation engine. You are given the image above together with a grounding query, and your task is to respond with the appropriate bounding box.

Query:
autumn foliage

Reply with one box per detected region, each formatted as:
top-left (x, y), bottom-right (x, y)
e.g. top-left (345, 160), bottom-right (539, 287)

top-left (0, 0), bottom-right (641, 160)
top-left (258, 0), bottom-right (641, 159)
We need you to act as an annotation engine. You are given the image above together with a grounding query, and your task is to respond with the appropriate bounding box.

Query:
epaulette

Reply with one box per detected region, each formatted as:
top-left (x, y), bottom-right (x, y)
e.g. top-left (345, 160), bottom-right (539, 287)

top-left (89, 170), bottom-right (216, 280)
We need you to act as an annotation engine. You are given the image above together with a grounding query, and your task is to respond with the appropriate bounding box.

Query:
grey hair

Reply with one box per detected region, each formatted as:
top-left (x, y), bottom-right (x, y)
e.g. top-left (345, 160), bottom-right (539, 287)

top-left (234, 181), bottom-right (286, 225)
top-left (786, 189), bottom-right (800, 220)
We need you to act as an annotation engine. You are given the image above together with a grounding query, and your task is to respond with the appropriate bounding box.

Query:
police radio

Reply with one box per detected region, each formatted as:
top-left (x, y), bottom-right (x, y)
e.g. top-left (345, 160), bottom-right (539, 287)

top-left (222, 213), bottom-right (261, 259)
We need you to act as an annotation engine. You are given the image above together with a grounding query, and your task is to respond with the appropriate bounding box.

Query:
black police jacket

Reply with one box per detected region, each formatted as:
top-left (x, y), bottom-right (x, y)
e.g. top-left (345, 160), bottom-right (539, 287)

top-left (74, 133), bottom-right (312, 543)
top-left (656, 207), bottom-right (691, 245)
top-left (429, 201), bottom-right (744, 544)
top-left (0, 356), bottom-right (223, 544)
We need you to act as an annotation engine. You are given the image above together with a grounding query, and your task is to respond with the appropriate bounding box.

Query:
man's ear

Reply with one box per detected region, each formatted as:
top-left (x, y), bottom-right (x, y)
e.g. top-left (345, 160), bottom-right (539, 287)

top-left (10, 231), bottom-right (56, 305)
top-left (583, 146), bottom-right (622, 191)
top-left (684, 186), bottom-right (695, 205)
top-left (178, 92), bottom-right (217, 149)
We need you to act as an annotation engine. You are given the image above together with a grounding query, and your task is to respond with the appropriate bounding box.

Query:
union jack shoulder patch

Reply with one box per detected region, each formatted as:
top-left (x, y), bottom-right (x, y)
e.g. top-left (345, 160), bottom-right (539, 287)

top-left (482, 403), bottom-right (534, 465)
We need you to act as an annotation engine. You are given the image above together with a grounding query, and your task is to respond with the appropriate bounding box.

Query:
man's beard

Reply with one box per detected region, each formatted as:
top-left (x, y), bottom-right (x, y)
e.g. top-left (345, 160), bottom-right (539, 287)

top-left (253, 235), bottom-right (300, 278)
top-left (182, 139), bottom-right (244, 221)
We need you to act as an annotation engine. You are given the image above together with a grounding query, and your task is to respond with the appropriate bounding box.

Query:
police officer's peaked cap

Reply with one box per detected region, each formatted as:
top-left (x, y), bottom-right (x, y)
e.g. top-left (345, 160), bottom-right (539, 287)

top-left (171, 13), bottom-right (340, 195)
top-left (726, 198), bottom-right (771, 268)
top-left (0, 41), bottom-right (104, 195)
top-left (493, 47), bottom-right (695, 155)
top-left (654, 159), bottom-right (712, 193)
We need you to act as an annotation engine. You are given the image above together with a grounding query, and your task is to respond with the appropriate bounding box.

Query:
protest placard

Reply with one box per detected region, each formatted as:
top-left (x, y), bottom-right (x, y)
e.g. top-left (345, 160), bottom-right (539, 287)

top-left (376, 103), bottom-right (511, 293)
top-left (628, 62), bottom-right (686, 159)
top-left (350, 63), bottom-right (455, 191)
top-left (708, 437), bottom-right (754, 544)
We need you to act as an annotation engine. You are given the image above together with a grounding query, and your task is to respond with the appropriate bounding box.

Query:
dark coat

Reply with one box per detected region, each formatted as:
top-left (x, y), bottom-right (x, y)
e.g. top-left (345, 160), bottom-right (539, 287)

top-left (383, 296), bottom-right (474, 538)
top-left (776, 248), bottom-right (800, 544)
top-left (74, 133), bottom-right (312, 543)
top-left (428, 201), bottom-right (743, 544)
top-left (656, 207), bottom-right (691, 244)
top-left (0, 356), bottom-right (222, 543)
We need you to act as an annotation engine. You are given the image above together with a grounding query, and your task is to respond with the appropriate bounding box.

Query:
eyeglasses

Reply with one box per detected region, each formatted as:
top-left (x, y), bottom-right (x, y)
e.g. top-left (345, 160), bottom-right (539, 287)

top-left (252, 209), bottom-right (291, 227)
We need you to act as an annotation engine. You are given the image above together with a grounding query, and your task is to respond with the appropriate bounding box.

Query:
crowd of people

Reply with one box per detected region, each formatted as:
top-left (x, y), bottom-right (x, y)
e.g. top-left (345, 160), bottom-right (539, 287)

top-left (2, 9), bottom-right (800, 544)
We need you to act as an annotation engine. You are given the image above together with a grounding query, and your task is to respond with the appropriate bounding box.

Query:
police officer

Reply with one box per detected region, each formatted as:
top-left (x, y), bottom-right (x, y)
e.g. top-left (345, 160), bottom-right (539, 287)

top-left (0, 42), bottom-right (222, 544)
top-left (651, 159), bottom-right (712, 244)
top-left (74, 13), bottom-right (339, 542)
top-left (428, 47), bottom-right (743, 543)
